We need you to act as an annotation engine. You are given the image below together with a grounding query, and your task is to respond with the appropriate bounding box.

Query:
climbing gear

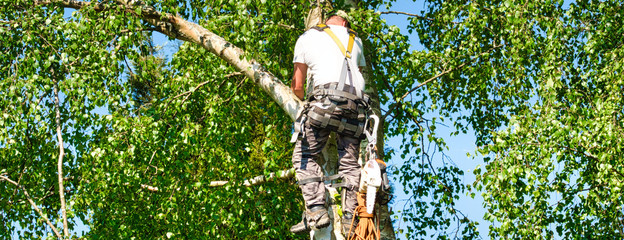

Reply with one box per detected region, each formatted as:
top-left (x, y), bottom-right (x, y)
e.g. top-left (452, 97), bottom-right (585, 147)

top-left (290, 24), bottom-right (370, 143)
top-left (311, 24), bottom-right (356, 59)
top-left (376, 157), bottom-right (392, 205)
top-left (346, 193), bottom-right (380, 240)
top-left (359, 115), bottom-right (383, 213)
top-left (306, 92), bottom-right (368, 139)
top-left (290, 205), bottom-right (331, 234)
top-left (297, 173), bottom-right (358, 191)
top-left (362, 115), bottom-right (391, 204)
top-left (360, 156), bottom-right (382, 214)
top-left (347, 115), bottom-right (390, 240)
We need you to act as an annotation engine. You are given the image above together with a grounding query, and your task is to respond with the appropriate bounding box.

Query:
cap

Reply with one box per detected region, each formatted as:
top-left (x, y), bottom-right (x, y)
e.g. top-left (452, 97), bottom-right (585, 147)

top-left (327, 9), bottom-right (349, 21)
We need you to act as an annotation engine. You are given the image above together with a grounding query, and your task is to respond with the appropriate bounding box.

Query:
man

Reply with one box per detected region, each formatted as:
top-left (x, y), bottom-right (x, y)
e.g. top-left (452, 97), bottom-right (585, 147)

top-left (289, 10), bottom-right (369, 236)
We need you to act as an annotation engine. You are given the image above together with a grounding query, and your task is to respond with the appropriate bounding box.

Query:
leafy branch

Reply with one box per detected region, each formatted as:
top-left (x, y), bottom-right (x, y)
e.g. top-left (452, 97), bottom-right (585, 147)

top-left (0, 174), bottom-right (63, 239)
top-left (384, 44), bottom-right (504, 120)
top-left (378, 11), bottom-right (435, 21)
top-left (139, 168), bottom-right (296, 192)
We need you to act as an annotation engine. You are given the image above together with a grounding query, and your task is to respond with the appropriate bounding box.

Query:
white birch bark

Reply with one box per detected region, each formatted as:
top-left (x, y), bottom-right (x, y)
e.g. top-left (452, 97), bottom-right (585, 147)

top-left (54, 81), bottom-right (69, 239)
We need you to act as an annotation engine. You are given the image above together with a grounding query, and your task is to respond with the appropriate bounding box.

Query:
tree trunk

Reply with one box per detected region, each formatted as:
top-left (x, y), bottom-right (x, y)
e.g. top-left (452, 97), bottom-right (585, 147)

top-left (342, 1), bottom-right (396, 239)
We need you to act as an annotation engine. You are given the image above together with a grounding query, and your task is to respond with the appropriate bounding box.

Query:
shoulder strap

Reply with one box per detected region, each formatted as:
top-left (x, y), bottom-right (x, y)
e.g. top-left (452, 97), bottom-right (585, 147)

top-left (313, 24), bottom-right (355, 59)
top-left (311, 24), bottom-right (330, 31)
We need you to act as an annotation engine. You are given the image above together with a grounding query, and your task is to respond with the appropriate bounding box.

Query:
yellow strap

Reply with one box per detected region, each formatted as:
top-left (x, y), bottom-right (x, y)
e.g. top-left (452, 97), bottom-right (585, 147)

top-left (346, 31), bottom-right (354, 58)
top-left (318, 24), bottom-right (355, 59)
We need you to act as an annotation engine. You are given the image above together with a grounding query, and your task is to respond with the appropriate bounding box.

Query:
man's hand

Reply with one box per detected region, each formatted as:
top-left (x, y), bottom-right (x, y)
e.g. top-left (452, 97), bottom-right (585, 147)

top-left (292, 63), bottom-right (308, 101)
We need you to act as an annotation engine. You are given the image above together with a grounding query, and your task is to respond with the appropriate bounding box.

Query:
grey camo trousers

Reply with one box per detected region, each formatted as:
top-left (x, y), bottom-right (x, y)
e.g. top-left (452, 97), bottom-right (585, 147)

top-left (292, 120), bottom-right (362, 215)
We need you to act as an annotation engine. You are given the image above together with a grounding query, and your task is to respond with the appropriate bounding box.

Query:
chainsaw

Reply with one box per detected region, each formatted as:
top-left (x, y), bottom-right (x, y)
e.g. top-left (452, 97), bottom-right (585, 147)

top-left (359, 115), bottom-right (390, 214)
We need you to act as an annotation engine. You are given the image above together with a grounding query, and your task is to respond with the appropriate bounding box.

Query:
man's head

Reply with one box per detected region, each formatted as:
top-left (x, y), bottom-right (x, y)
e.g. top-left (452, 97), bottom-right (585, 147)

top-left (326, 10), bottom-right (350, 28)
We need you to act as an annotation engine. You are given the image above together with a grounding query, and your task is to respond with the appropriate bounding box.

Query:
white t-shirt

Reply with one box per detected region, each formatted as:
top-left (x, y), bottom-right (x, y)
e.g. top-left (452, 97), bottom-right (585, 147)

top-left (293, 25), bottom-right (366, 94)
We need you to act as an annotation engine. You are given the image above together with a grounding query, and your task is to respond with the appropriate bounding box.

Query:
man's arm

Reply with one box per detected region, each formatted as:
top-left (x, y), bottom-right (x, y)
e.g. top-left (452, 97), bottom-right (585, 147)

top-left (292, 62), bottom-right (308, 101)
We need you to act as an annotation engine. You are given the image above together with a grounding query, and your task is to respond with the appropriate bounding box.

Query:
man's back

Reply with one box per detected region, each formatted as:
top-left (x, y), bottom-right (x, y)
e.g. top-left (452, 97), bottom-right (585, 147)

top-left (293, 25), bottom-right (366, 92)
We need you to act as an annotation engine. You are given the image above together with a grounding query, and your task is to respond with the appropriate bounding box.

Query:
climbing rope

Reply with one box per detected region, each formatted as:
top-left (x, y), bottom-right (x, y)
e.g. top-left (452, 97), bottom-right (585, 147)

top-left (346, 192), bottom-right (380, 240)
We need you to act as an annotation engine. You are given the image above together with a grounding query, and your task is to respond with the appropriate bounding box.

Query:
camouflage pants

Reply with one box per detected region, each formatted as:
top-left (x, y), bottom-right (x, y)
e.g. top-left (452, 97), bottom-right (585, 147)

top-left (292, 120), bottom-right (362, 215)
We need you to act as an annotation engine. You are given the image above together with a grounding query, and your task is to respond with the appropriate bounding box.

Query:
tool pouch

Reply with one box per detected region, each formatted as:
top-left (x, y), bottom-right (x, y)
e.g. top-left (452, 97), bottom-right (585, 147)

top-left (306, 96), bottom-right (366, 139)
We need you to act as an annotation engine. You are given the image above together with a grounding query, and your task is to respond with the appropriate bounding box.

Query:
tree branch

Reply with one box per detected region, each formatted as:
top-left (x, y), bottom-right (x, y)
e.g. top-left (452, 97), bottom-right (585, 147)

top-left (139, 168), bottom-right (296, 192)
top-left (0, 20), bottom-right (15, 25)
top-left (384, 44), bottom-right (504, 120)
top-left (0, 175), bottom-right (63, 239)
top-left (378, 11), bottom-right (435, 21)
top-left (53, 81), bottom-right (69, 238)
top-left (33, 0), bottom-right (105, 10)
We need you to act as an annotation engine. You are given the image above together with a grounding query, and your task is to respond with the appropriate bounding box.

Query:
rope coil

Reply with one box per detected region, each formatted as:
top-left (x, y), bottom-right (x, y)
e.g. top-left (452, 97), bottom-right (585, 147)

top-left (346, 192), bottom-right (380, 240)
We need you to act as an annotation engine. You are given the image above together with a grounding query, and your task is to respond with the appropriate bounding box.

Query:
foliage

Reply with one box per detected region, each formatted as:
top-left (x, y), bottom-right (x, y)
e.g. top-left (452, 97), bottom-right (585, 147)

top-left (366, 0), bottom-right (622, 238)
top-left (2, 0), bottom-right (622, 239)
top-left (1, 0), bottom-right (304, 238)
top-left (471, 0), bottom-right (624, 238)
top-left (351, 6), bottom-right (480, 239)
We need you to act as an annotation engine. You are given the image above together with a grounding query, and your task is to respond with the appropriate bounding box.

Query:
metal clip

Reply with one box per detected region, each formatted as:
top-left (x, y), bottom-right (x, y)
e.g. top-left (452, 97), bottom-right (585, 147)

top-left (364, 115), bottom-right (379, 145)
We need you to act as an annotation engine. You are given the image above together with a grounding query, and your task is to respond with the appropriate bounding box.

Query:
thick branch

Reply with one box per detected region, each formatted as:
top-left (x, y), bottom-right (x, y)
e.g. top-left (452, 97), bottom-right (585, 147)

top-left (0, 175), bottom-right (63, 239)
top-left (33, 0), bottom-right (302, 120)
top-left (34, 0), bottom-right (105, 10)
top-left (142, 17), bottom-right (302, 119)
top-left (54, 82), bottom-right (69, 238)
top-left (115, 0), bottom-right (301, 120)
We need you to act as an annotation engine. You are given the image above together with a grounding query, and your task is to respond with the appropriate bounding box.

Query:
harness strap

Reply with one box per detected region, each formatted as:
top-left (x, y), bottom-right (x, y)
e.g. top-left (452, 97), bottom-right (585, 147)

top-left (298, 177), bottom-right (323, 185)
top-left (309, 24), bottom-right (366, 102)
top-left (290, 25), bottom-right (368, 143)
top-left (298, 174), bottom-right (358, 191)
top-left (310, 24), bottom-right (329, 31)
top-left (314, 24), bottom-right (357, 93)
top-left (338, 58), bottom-right (349, 91)
top-left (311, 88), bottom-right (370, 105)
top-left (298, 173), bottom-right (344, 185)
top-left (290, 116), bottom-right (304, 143)
top-left (347, 29), bottom-right (356, 57)
top-left (338, 119), bottom-right (347, 132)
top-left (290, 102), bottom-right (310, 143)
top-left (313, 24), bottom-right (355, 59)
